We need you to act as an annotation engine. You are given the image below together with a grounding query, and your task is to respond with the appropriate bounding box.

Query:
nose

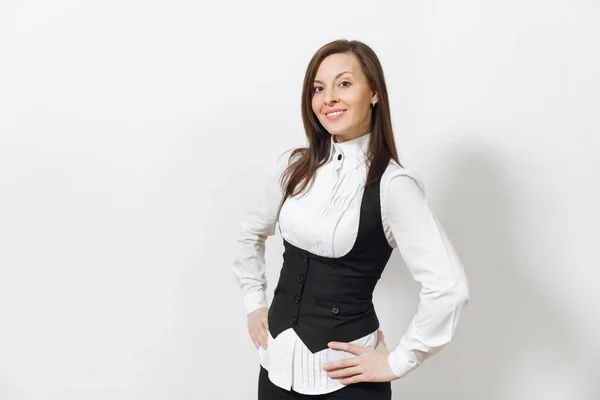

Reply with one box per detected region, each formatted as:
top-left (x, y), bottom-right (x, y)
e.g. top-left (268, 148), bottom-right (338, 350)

top-left (323, 87), bottom-right (338, 106)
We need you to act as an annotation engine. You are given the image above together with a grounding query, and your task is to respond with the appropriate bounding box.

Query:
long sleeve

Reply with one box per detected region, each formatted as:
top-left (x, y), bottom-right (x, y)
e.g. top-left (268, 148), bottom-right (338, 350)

top-left (232, 152), bottom-right (291, 315)
top-left (381, 169), bottom-right (470, 378)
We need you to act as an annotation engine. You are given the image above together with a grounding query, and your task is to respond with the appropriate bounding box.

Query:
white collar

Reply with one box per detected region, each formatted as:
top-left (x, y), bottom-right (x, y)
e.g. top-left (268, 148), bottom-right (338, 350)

top-left (327, 132), bottom-right (371, 170)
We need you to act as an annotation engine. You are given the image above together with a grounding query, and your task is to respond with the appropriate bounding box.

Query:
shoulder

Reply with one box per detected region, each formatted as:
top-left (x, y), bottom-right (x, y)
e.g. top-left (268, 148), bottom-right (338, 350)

top-left (381, 159), bottom-right (427, 199)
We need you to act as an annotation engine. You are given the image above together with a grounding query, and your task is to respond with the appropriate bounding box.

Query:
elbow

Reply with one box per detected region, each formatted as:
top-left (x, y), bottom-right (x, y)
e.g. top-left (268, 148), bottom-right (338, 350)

top-left (456, 282), bottom-right (470, 309)
top-left (458, 272), bottom-right (470, 308)
top-left (447, 267), bottom-right (470, 309)
top-left (428, 274), bottom-right (470, 308)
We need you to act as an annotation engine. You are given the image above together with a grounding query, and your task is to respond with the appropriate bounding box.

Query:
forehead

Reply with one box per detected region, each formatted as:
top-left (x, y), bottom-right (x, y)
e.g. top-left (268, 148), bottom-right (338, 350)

top-left (314, 53), bottom-right (362, 79)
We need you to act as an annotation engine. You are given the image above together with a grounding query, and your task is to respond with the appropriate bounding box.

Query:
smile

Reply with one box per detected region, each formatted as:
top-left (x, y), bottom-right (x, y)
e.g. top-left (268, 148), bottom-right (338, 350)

top-left (325, 110), bottom-right (346, 120)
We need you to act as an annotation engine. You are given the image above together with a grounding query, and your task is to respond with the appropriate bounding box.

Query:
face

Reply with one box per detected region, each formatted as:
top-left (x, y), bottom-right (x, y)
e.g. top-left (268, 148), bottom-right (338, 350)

top-left (311, 52), bottom-right (378, 143)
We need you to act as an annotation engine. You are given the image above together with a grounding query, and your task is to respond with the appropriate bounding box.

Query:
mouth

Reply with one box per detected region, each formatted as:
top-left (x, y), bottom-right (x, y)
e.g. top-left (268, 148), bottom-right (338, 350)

top-left (324, 109), bottom-right (347, 120)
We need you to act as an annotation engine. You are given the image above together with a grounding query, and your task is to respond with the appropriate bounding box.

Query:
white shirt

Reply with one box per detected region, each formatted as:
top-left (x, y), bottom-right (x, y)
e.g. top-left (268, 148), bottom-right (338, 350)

top-left (232, 132), bottom-right (470, 395)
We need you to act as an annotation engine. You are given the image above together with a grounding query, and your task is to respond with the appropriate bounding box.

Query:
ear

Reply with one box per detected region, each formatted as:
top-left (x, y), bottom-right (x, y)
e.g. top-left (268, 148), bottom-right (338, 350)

top-left (371, 91), bottom-right (379, 106)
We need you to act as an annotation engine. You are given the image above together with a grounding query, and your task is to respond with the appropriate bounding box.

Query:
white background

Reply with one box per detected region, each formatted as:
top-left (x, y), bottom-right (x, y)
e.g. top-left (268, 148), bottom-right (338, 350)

top-left (1, 1), bottom-right (598, 399)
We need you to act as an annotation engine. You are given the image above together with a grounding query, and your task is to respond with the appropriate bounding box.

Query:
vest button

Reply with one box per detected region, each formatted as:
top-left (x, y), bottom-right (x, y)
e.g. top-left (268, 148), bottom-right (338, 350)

top-left (297, 274), bottom-right (304, 283)
top-left (303, 253), bottom-right (308, 263)
top-left (289, 316), bottom-right (297, 325)
top-left (294, 295), bottom-right (300, 304)
top-left (331, 307), bottom-right (339, 314)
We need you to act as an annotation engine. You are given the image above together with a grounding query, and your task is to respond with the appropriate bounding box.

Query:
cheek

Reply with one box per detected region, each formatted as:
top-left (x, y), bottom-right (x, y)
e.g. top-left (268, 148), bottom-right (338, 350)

top-left (350, 99), bottom-right (370, 119)
top-left (311, 98), bottom-right (321, 117)
top-left (342, 94), bottom-right (364, 115)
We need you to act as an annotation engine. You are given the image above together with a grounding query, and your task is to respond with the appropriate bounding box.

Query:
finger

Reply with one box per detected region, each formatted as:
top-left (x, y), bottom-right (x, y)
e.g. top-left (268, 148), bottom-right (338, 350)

top-left (250, 329), bottom-right (266, 349)
top-left (252, 327), bottom-right (267, 343)
top-left (250, 333), bottom-right (260, 349)
top-left (340, 374), bottom-right (364, 385)
top-left (327, 341), bottom-right (365, 355)
top-left (254, 328), bottom-right (268, 349)
top-left (263, 329), bottom-right (269, 349)
top-left (262, 316), bottom-right (269, 331)
top-left (323, 357), bottom-right (359, 371)
top-left (260, 330), bottom-right (268, 349)
top-left (328, 365), bottom-right (363, 379)
top-left (374, 330), bottom-right (385, 349)
top-left (261, 329), bottom-right (268, 344)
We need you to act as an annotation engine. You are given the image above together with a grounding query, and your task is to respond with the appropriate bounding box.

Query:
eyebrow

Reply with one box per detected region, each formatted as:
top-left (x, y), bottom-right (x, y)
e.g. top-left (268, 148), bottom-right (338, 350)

top-left (313, 71), bottom-right (354, 84)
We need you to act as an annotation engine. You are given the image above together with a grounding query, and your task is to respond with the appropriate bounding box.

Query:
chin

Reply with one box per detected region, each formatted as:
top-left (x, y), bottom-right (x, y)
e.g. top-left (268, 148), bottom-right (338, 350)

top-left (323, 125), bottom-right (349, 136)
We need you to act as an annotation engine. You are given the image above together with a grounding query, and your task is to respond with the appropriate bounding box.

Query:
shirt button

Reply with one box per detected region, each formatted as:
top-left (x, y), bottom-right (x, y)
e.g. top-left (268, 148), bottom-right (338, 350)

top-left (297, 274), bottom-right (304, 283)
top-left (337, 154), bottom-right (342, 160)
top-left (289, 316), bottom-right (297, 325)
top-left (331, 307), bottom-right (339, 314)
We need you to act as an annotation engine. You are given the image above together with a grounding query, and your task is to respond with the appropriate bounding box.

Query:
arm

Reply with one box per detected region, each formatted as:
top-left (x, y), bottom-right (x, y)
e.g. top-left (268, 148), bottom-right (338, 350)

top-left (381, 169), bottom-right (470, 378)
top-left (232, 152), bottom-right (291, 315)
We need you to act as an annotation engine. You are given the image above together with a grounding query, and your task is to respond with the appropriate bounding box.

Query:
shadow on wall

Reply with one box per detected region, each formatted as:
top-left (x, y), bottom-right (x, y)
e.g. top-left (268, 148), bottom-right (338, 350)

top-left (385, 140), bottom-right (591, 400)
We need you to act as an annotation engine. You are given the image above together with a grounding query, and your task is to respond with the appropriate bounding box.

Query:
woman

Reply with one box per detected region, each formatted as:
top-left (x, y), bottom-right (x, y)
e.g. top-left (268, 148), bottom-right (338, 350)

top-left (232, 39), bottom-right (470, 399)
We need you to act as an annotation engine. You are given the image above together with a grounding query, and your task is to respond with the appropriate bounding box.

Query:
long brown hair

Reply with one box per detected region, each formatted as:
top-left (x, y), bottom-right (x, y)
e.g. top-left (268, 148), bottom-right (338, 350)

top-left (280, 39), bottom-right (403, 202)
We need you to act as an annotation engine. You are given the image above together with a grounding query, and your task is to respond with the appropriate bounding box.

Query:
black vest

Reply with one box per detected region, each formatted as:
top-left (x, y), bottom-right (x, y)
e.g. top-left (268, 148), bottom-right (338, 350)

top-left (268, 177), bottom-right (394, 353)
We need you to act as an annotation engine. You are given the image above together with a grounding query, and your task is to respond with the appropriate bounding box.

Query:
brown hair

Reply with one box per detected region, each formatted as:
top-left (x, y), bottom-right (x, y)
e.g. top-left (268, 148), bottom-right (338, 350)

top-left (280, 39), bottom-right (403, 202)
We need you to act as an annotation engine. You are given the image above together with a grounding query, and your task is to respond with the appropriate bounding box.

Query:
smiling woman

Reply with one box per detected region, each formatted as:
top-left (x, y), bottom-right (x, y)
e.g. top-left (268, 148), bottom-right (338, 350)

top-left (232, 39), bottom-right (470, 400)
top-left (311, 57), bottom-right (378, 141)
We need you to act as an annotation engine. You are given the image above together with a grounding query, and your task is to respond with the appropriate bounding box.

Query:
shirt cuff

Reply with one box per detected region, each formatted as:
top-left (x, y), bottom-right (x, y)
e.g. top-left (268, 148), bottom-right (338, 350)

top-left (388, 345), bottom-right (420, 378)
top-left (244, 290), bottom-right (268, 315)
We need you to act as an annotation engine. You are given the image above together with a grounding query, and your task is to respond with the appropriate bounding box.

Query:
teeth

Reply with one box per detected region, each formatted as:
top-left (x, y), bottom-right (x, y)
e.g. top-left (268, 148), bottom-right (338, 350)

top-left (328, 111), bottom-right (344, 116)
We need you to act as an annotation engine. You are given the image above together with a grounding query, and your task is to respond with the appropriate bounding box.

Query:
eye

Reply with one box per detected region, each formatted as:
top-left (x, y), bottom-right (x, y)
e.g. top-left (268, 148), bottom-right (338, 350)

top-left (340, 81), bottom-right (351, 87)
top-left (313, 86), bottom-right (323, 93)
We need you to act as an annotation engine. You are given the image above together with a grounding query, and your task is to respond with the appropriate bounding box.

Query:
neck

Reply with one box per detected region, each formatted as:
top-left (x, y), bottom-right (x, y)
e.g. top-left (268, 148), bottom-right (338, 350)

top-left (333, 130), bottom-right (370, 143)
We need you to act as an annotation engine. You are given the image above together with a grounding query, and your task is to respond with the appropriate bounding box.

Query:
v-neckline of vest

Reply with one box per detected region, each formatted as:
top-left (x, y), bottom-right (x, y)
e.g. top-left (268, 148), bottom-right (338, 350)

top-left (282, 180), bottom-right (377, 261)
